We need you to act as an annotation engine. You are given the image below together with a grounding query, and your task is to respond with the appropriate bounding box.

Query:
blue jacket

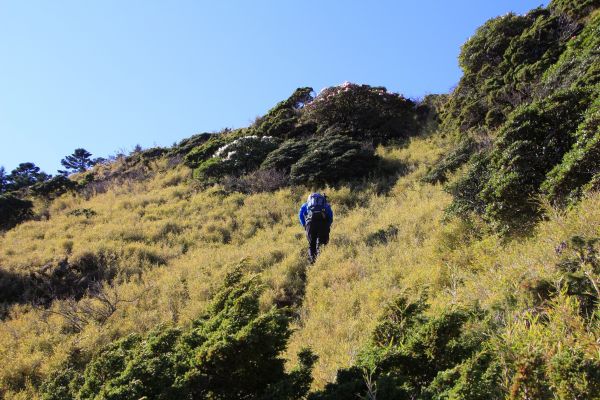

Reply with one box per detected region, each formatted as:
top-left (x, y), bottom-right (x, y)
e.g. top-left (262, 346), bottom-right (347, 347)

top-left (299, 202), bottom-right (333, 228)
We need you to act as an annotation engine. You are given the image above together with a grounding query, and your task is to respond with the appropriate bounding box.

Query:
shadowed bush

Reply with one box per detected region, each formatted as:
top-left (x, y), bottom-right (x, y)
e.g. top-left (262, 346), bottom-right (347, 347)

top-left (290, 135), bottom-right (378, 185)
top-left (0, 194), bottom-right (33, 230)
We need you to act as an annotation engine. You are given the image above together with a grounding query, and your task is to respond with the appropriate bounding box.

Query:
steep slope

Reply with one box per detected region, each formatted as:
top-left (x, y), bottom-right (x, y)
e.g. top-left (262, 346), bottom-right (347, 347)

top-left (0, 1), bottom-right (599, 399)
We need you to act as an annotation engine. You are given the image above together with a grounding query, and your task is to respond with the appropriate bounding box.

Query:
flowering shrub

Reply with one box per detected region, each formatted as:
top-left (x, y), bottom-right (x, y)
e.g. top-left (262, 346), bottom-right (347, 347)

top-left (193, 136), bottom-right (281, 180)
top-left (301, 82), bottom-right (418, 144)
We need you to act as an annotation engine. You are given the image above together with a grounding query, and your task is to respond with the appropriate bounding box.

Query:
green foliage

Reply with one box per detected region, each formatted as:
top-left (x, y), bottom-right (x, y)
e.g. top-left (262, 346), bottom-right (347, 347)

top-left (555, 235), bottom-right (600, 315)
top-left (253, 87), bottom-right (314, 138)
top-left (543, 96), bottom-right (600, 205)
top-left (59, 148), bottom-right (96, 174)
top-left (42, 265), bottom-right (316, 400)
top-left (184, 130), bottom-right (240, 168)
top-left (31, 175), bottom-right (77, 199)
top-left (542, 10), bottom-right (600, 91)
top-left (301, 83), bottom-right (418, 144)
top-left (550, 0), bottom-right (600, 20)
top-left (193, 135), bottom-right (282, 181)
top-left (447, 12), bottom-right (531, 130)
top-left (6, 162), bottom-right (51, 191)
top-left (0, 194), bottom-right (33, 230)
top-left (444, 150), bottom-right (492, 217)
top-left (192, 157), bottom-right (231, 181)
top-left (310, 296), bottom-right (486, 400)
top-left (260, 139), bottom-right (310, 173)
top-left (480, 88), bottom-right (594, 232)
top-left (169, 132), bottom-right (213, 157)
top-left (423, 137), bottom-right (477, 184)
top-left (289, 135), bottom-right (378, 185)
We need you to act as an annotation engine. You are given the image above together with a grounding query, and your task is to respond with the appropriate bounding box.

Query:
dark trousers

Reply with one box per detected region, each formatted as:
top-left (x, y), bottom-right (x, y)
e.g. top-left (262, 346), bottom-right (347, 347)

top-left (305, 219), bottom-right (330, 263)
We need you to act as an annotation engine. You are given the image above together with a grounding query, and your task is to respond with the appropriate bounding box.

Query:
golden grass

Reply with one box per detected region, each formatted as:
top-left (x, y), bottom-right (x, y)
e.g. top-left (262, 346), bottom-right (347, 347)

top-left (0, 135), bottom-right (599, 398)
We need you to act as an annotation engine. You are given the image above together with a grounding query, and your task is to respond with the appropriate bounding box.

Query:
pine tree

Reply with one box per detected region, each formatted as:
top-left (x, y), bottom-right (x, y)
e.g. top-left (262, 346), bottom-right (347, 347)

top-left (7, 162), bottom-right (50, 190)
top-left (0, 167), bottom-right (7, 193)
top-left (59, 148), bottom-right (96, 174)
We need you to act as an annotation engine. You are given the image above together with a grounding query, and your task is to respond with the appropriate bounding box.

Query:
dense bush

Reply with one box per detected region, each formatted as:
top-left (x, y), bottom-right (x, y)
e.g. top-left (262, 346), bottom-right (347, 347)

top-left (169, 132), bottom-right (213, 157)
top-left (184, 129), bottom-right (244, 168)
top-left (479, 88), bottom-right (594, 232)
top-left (193, 135), bottom-right (282, 181)
top-left (252, 87), bottom-right (314, 138)
top-left (542, 96), bottom-right (600, 205)
top-left (444, 150), bottom-right (492, 217)
top-left (260, 139), bottom-right (310, 173)
top-left (549, 0), bottom-right (600, 20)
top-left (31, 175), bottom-right (77, 199)
top-left (310, 296), bottom-right (488, 400)
top-left (423, 137), bottom-right (477, 184)
top-left (289, 135), bottom-right (378, 185)
top-left (541, 9), bottom-right (600, 92)
top-left (301, 82), bottom-right (418, 144)
top-left (0, 194), bottom-right (33, 230)
top-left (42, 265), bottom-right (316, 400)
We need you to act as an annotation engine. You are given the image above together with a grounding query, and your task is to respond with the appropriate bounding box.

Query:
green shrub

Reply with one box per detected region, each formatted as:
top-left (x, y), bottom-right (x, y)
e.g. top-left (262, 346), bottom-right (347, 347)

top-left (555, 235), bottom-right (599, 316)
top-left (184, 129), bottom-right (244, 168)
top-left (444, 150), bottom-right (492, 217)
top-left (214, 135), bottom-right (282, 171)
top-left (423, 137), bottom-right (477, 184)
top-left (0, 194), bottom-right (33, 230)
top-left (480, 88), bottom-right (594, 232)
top-left (310, 296), bottom-right (486, 400)
top-left (542, 94), bottom-right (600, 205)
top-left (260, 139), bottom-right (311, 173)
top-left (542, 10), bottom-right (600, 91)
top-left (253, 87), bottom-right (314, 138)
top-left (169, 132), bottom-right (213, 156)
top-left (301, 83), bottom-right (418, 145)
top-left (289, 135), bottom-right (377, 185)
top-left (549, 0), bottom-right (600, 20)
top-left (42, 264), bottom-right (316, 400)
top-left (31, 175), bottom-right (77, 199)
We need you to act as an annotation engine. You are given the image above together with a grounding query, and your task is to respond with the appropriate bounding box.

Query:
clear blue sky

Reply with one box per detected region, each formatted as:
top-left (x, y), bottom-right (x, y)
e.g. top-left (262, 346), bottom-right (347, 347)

top-left (0, 0), bottom-right (546, 174)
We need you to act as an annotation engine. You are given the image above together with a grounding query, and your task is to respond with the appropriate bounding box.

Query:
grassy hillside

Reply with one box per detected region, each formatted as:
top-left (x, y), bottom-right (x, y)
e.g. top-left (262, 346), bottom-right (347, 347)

top-left (1, 1), bottom-right (599, 399)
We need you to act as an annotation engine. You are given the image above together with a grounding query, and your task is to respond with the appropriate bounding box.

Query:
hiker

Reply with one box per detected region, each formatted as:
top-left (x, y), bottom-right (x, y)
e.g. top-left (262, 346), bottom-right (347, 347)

top-left (299, 193), bottom-right (333, 263)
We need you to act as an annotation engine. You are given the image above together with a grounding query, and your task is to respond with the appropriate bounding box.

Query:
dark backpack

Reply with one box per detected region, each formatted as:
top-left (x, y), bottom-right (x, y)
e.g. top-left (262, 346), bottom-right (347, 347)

top-left (307, 193), bottom-right (327, 223)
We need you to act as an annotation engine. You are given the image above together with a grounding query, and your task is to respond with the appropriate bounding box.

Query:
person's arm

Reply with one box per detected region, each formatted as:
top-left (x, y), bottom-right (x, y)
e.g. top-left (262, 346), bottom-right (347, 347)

top-left (299, 204), bottom-right (307, 227)
top-left (325, 204), bottom-right (333, 225)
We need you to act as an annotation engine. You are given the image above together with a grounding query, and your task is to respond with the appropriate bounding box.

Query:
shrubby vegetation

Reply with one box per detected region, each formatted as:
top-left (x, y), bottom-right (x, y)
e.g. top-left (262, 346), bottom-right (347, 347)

top-left (435, 2), bottom-right (599, 234)
top-left (42, 264), bottom-right (316, 400)
top-left (0, 194), bottom-right (33, 230)
top-left (183, 83), bottom-right (425, 188)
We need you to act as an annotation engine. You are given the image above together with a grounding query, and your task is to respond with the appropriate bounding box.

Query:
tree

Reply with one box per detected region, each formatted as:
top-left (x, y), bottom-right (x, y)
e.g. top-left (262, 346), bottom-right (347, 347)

top-left (0, 167), bottom-right (7, 193)
top-left (7, 162), bottom-right (50, 190)
top-left (59, 148), bottom-right (96, 174)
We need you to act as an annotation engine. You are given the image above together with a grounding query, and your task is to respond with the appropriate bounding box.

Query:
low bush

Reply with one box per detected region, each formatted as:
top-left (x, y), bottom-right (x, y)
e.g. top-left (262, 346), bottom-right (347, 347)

top-left (289, 135), bottom-right (378, 185)
top-left (31, 175), bottom-right (77, 199)
top-left (423, 137), bottom-right (477, 184)
top-left (0, 194), bottom-right (33, 230)
top-left (260, 139), bottom-right (310, 173)
top-left (41, 264), bottom-right (317, 400)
